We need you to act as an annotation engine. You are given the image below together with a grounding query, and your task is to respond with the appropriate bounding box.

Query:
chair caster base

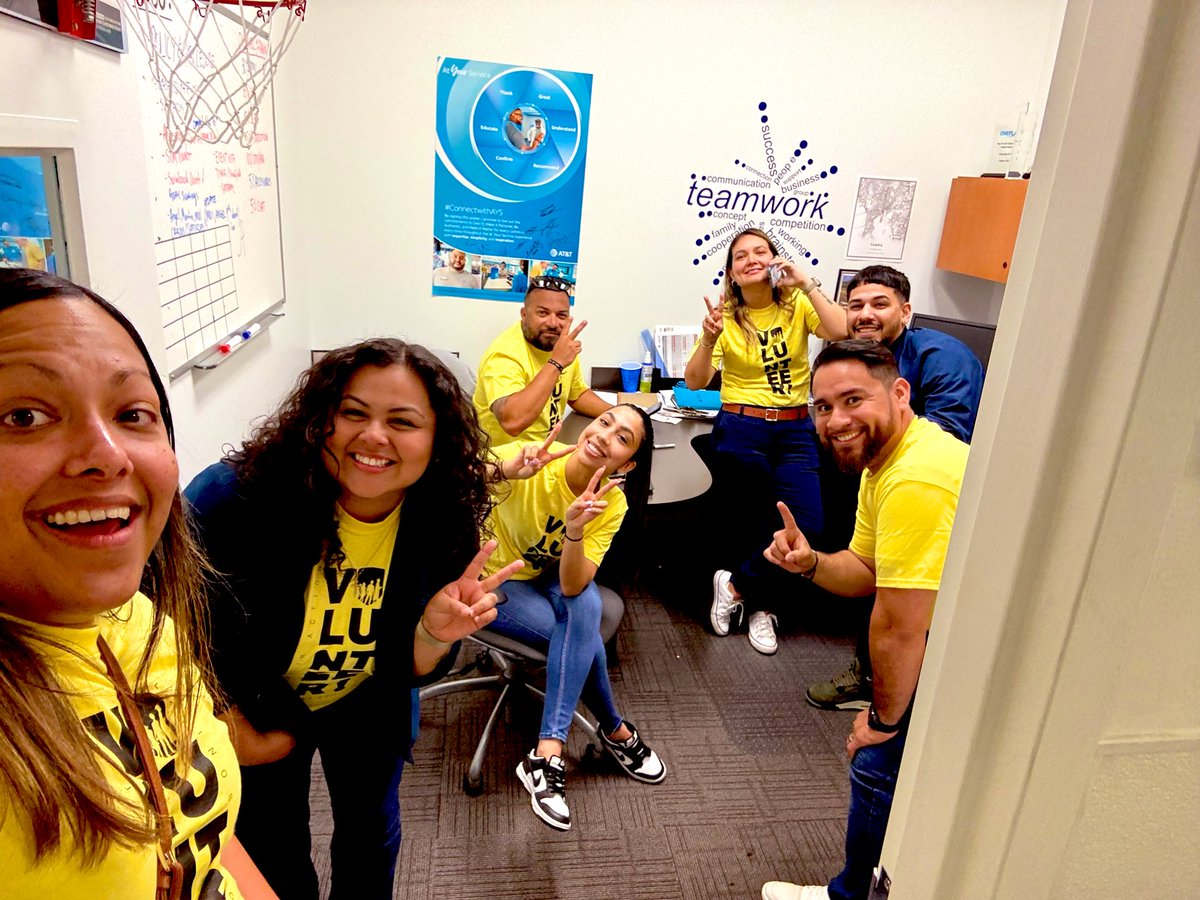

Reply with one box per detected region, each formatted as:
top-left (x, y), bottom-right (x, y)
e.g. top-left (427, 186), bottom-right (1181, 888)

top-left (463, 772), bottom-right (484, 796)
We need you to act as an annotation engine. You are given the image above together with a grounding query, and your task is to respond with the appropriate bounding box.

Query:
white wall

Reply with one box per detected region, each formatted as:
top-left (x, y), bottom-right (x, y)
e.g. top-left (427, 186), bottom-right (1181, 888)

top-left (0, 16), bottom-right (314, 483)
top-left (275, 0), bottom-right (1066, 372)
top-left (884, 1), bottom-right (1200, 895)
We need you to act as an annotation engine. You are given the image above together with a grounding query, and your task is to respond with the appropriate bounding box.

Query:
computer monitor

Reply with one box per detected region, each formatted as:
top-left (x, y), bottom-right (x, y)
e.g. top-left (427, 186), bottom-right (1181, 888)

top-left (910, 313), bottom-right (997, 372)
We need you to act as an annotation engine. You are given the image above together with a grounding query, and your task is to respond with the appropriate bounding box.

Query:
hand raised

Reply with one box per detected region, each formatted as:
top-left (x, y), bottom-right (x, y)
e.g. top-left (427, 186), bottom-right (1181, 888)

top-left (421, 540), bottom-right (524, 643)
top-left (701, 295), bottom-right (725, 343)
top-left (769, 256), bottom-right (814, 292)
top-left (763, 501), bottom-right (817, 574)
top-left (563, 467), bottom-right (619, 538)
top-left (551, 317), bottom-right (587, 367)
top-left (504, 421), bottom-right (574, 480)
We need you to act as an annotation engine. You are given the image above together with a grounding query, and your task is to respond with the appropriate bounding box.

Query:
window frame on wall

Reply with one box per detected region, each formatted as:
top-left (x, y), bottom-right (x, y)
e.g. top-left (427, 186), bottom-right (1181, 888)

top-left (0, 148), bottom-right (77, 279)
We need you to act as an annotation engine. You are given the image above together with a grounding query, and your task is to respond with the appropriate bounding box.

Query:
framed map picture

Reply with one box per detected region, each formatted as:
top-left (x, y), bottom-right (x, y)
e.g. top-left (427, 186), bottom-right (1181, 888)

top-left (846, 177), bottom-right (917, 261)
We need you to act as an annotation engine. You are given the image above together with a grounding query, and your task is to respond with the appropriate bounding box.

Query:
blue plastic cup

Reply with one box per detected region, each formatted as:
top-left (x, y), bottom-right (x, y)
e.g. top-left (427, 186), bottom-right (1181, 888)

top-left (619, 361), bottom-right (640, 392)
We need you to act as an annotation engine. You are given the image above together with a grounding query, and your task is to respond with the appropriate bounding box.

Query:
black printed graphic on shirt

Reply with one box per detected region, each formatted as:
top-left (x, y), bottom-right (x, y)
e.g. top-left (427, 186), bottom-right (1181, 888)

top-left (83, 699), bottom-right (232, 899)
top-left (758, 326), bottom-right (793, 396)
top-left (522, 513), bottom-right (565, 572)
top-left (548, 379), bottom-right (565, 428)
top-left (296, 565), bottom-right (383, 698)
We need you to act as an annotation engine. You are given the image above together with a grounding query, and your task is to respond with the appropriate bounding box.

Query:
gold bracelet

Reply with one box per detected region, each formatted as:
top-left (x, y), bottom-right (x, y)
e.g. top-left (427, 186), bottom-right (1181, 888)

top-left (699, 337), bottom-right (716, 350)
top-left (415, 618), bottom-right (453, 651)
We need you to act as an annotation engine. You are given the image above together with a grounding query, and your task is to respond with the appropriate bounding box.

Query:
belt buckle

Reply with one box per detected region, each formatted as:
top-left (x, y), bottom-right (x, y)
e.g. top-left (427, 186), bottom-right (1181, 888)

top-left (764, 408), bottom-right (780, 422)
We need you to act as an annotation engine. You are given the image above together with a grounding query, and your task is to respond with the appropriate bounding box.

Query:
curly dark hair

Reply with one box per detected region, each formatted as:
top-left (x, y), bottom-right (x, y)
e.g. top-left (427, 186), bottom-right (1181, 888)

top-left (230, 339), bottom-right (493, 569)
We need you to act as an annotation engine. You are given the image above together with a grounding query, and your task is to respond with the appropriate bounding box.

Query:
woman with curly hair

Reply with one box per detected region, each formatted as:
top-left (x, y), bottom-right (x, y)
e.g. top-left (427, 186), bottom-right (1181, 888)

top-left (0, 269), bottom-right (273, 898)
top-left (185, 339), bottom-right (520, 900)
top-left (684, 227), bottom-right (847, 655)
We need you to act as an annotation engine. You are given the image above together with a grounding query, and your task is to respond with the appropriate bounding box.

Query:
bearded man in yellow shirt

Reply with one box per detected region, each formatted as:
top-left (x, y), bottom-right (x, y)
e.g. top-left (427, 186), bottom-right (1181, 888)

top-left (759, 339), bottom-right (969, 900)
top-left (474, 275), bottom-right (611, 448)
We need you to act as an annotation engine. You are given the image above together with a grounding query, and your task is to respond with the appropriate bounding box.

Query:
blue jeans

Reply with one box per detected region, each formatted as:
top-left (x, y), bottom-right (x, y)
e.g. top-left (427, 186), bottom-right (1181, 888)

top-left (235, 679), bottom-right (409, 900)
top-left (828, 722), bottom-right (909, 900)
top-left (489, 575), bottom-right (622, 742)
top-left (711, 409), bottom-right (825, 611)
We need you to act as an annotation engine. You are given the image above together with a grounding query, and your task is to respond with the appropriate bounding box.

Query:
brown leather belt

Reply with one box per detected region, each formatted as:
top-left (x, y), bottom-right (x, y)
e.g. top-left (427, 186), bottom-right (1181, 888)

top-left (721, 403), bottom-right (808, 421)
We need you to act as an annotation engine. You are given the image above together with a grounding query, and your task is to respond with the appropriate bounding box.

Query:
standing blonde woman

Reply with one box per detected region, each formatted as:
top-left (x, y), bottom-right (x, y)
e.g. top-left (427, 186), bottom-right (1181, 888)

top-left (684, 228), bottom-right (847, 654)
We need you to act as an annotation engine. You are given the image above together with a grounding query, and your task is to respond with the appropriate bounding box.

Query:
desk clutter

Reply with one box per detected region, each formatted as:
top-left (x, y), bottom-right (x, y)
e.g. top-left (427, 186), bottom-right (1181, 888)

top-left (656, 384), bottom-right (719, 423)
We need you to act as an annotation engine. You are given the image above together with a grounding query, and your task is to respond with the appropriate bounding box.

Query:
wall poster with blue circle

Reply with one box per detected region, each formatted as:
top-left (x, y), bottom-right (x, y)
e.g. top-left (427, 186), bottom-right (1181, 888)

top-left (432, 57), bottom-right (592, 302)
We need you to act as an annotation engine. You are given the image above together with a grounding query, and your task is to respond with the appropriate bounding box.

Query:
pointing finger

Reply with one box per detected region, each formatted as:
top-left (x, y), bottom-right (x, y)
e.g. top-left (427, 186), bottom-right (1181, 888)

top-left (594, 477), bottom-right (620, 499)
top-left (777, 501), bottom-right (801, 537)
top-left (703, 295), bottom-right (716, 315)
top-left (542, 421), bottom-right (562, 451)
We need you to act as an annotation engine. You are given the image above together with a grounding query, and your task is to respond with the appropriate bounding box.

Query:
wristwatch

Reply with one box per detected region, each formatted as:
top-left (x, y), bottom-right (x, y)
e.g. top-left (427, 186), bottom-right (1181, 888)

top-left (867, 703), bottom-right (901, 733)
top-left (808, 277), bottom-right (822, 289)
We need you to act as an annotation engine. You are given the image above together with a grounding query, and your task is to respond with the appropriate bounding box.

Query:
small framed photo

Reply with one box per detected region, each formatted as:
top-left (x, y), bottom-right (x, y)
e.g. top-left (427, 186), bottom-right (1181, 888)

top-left (835, 268), bottom-right (860, 308)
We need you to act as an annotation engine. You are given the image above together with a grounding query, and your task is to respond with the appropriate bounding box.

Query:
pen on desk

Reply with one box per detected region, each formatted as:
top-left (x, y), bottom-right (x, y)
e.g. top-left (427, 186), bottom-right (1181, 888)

top-left (654, 443), bottom-right (676, 449)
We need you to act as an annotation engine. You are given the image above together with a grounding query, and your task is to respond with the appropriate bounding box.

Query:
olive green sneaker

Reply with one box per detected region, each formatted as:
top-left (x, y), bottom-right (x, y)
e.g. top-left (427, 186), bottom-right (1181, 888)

top-left (805, 657), bottom-right (871, 711)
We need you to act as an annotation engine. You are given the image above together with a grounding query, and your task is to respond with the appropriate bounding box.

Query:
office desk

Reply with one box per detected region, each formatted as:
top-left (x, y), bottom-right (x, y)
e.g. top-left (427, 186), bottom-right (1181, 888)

top-left (558, 413), bottom-right (714, 506)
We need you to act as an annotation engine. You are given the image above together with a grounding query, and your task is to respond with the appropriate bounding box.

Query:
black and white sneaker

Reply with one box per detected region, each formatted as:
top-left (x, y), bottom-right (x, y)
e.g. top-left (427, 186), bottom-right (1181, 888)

top-left (600, 720), bottom-right (667, 784)
top-left (516, 752), bottom-right (571, 830)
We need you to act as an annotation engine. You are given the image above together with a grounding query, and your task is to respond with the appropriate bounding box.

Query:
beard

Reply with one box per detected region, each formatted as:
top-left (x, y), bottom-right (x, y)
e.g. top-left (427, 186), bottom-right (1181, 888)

top-left (826, 417), bottom-right (895, 474)
top-left (522, 323), bottom-right (559, 351)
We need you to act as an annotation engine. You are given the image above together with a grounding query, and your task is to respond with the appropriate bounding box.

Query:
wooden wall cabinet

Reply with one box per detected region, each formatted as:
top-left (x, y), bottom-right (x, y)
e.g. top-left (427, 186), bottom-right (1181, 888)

top-left (936, 176), bottom-right (1029, 283)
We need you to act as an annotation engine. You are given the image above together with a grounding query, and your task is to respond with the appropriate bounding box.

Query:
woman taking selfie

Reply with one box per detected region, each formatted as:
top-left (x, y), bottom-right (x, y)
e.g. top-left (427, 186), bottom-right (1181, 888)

top-left (487, 404), bottom-right (666, 832)
top-left (684, 227), bottom-right (847, 655)
top-left (0, 269), bottom-right (271, 898)
top-left (185, 338), bottom-right (519, 900)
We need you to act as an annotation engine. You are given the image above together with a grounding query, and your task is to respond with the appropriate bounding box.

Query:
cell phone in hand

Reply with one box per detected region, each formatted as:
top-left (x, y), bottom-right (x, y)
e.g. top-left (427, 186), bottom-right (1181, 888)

top-left (768, 263), bottom-right (783, 287)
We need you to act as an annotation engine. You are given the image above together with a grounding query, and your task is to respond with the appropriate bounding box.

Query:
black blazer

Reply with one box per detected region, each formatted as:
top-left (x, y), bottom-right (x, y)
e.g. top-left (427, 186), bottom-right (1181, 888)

top-left (184, 460), bottom-right (462, 740)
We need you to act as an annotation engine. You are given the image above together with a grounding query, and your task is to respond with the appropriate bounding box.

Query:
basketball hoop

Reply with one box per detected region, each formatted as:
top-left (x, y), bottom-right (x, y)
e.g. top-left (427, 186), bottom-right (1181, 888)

top-left (120, 0), bottom-right (307, 153)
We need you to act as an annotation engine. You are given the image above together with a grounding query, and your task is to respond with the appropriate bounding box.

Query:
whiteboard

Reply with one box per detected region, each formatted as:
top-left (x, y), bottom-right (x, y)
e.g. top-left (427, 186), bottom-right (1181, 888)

top-left (124, 2), bottom-right (286, 377)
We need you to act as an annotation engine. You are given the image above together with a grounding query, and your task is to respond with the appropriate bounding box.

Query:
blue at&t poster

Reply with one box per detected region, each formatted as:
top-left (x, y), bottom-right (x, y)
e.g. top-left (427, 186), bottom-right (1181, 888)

top-left (432, 57), bottom-right (592, 302)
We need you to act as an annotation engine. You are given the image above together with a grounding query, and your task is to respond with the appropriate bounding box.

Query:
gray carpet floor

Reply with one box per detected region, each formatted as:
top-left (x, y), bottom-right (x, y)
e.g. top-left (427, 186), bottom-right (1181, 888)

top-left (307, 577), bottom-right (860, 900)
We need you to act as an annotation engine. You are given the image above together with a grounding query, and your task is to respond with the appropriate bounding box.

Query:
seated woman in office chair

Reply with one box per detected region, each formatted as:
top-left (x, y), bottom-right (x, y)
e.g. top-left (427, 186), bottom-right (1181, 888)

top-left (185, 339), bottom-right (521, 900)
top-left (487, 403), bottom-right (666, 831)
top-left (0, 269), bottom-right (274, 899)
top-left (684, 227), bottom-right (848, 656)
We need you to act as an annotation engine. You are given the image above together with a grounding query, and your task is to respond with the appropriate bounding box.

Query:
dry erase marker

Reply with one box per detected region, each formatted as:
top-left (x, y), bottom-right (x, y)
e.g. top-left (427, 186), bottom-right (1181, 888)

top-left (654, 443), bottom-right (676, 450)
top-left (241, 322), bottom-right (262, 340)
top-left (218, 334), bottom-right (243, 354)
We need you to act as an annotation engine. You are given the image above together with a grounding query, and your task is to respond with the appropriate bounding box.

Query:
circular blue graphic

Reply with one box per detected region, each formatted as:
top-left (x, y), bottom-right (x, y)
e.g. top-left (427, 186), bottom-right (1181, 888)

top-left (470, 68), bottom-right (582, 188)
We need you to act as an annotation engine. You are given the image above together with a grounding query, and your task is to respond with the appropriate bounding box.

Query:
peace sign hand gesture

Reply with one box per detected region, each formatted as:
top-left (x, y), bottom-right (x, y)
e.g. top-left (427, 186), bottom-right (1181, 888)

top-left (700, 295), bottom-right (725, 345)
top-left (421, 540), bottom-right (524, 643)
top-left (563, 468), bottom-right (619, 540)
top-left (763, 501), bottom-right (817, 574)
top-left (551, 317), bottom-right (588, 367)
top-left (502, 421), bottom-right (574, 480)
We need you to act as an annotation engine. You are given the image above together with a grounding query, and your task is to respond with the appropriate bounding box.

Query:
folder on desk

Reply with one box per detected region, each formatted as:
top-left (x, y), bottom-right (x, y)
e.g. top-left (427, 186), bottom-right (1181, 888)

top-left (671, 384), bottom-right (721, 411)
top-left (617, 392), bottom-right (663, 414)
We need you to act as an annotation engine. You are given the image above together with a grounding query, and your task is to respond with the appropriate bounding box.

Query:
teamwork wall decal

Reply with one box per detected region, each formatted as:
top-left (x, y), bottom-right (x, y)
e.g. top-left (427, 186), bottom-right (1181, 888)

top-left (432, 57), bottom-right (592, 302)
top-left (685, 101), bottom-right (849, 289)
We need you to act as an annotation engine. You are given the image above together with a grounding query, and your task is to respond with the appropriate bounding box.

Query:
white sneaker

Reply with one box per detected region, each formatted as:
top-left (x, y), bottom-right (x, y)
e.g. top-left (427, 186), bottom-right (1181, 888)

top-left (710, 569), bottom-right (742, 635)
top-left (761, 883), bottom-right (829, 900)
top-left (516, 752), bottom-right (570, 830)
top-left (748, 611), bottom-right (779, 654)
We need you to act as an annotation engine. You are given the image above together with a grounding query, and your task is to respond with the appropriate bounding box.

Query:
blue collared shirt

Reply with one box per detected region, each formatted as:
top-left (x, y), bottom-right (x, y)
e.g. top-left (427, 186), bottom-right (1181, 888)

top-left (888, 326), bottom-right (985, 444)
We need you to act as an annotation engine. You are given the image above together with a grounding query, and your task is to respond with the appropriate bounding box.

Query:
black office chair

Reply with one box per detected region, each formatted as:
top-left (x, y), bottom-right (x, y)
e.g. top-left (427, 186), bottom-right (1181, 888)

top-left (419, 585), bottom-right (625, 795)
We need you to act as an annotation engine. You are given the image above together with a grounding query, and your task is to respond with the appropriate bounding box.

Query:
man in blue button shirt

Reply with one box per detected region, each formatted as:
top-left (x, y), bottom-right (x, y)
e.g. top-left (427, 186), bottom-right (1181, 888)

top-left (807, 265), bottom-right (983, 711)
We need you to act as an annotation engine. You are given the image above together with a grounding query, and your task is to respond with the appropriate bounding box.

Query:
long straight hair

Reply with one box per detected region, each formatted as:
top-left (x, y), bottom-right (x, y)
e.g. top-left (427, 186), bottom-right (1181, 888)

top-left (0, 268), bottom-right (214, 863)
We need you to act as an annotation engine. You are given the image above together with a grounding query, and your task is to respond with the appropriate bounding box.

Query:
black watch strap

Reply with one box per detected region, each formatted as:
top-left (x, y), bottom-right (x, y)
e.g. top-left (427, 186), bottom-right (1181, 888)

top-left (867, 703), bottom-right (901, 733)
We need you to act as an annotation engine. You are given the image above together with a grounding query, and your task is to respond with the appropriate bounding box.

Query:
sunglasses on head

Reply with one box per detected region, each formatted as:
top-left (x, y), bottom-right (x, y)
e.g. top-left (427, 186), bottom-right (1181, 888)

top-left (528, 275), bottom-right (574, 295)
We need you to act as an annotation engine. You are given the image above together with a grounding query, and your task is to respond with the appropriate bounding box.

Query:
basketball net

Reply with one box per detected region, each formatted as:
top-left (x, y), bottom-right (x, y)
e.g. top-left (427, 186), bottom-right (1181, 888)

top-left (120, 0), bottom-right (307, 153)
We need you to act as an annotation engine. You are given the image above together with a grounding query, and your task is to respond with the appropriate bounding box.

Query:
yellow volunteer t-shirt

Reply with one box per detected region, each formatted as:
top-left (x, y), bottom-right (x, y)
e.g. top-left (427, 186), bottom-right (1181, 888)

top-left (0, 594), bottom-right (243, 900)
top-left (285, 503), bottom-right (399, 710)
top-left (474, 322), bottom-right (589, 448)
top-left (849, 416), bottom-right (969, 594)
top-left (701, 288), bottom-right (822, 407)
top-left (486, 443), bottom-right (628, 580)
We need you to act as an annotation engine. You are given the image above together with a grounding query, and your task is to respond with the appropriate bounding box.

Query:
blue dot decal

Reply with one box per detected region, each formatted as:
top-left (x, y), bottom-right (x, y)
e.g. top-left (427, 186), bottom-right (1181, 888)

top-left (761, 116), bottom-right (768, 123)
top-left (830, 165), bottom-right (838, 174)
top-left (800, 140), bottom-right (808, 149)
top-left (820, 171), bottom-right (827, 178)
top-left (695, 239), bottom-right (703, 246)
top-left (811, 258), bottom-right (819, 266)
top-left (758, 101), bottom-right (767, 111)
top-left (693, 259), bottom-right (700, 265)
top-left (836, 227), bottom-right (845, 236)
top-left (827, 225), bottom-right (834, 232)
